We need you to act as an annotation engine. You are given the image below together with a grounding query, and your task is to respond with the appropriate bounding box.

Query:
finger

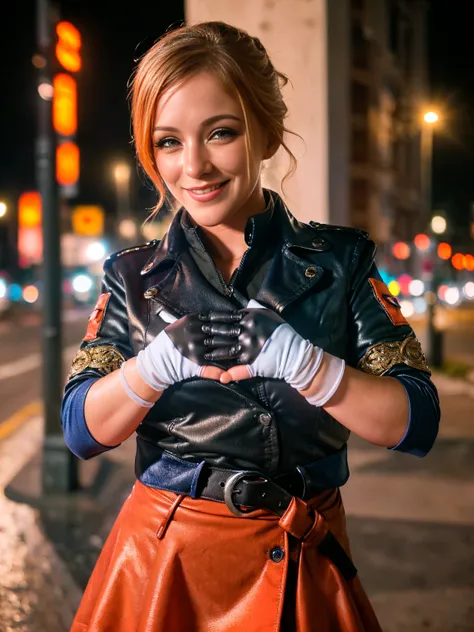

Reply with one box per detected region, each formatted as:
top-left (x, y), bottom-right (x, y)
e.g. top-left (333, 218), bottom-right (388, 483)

top-left (200, 366), bottom-right (225, 380)
top-left (201, 323), bottom-right (241, 336)
top-left (219, 365), bottom-right (252, 383)
top-left (204, 336), bottom-right (240, 348)
top-left (204, 345), bottom-right (242, 362)
top-left (199, 311), bottom-right (242, 323)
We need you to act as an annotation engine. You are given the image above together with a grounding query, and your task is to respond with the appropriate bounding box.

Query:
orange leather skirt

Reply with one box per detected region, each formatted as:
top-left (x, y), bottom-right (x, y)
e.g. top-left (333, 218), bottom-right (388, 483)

top-left (71, 480), bottom-right (382, 632)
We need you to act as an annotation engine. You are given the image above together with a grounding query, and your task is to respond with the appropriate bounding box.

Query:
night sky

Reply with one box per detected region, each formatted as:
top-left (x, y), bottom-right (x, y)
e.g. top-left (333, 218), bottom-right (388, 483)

top-left (0, 0), bottom-right (473, 235)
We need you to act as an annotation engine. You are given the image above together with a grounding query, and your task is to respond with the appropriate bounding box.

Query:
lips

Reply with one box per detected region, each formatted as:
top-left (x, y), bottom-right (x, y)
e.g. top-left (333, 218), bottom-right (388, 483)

top-left (186, 181), bottom-right (229, 194)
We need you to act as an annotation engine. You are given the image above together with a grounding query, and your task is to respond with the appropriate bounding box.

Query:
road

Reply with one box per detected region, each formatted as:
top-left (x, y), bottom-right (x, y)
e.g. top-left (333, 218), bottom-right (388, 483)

top-left (0, 307), bottom-right (89, 429)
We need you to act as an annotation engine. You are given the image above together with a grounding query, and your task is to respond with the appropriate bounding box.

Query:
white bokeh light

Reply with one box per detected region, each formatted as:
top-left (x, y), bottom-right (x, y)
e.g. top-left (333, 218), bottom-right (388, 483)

top-left (399, 300), bottom-right (414, 318)
top-left (72, 274), bottom-right (93, 293)
top-left (86, 242), bottom-right (106, 262)
top-left (463, 282), bottom-right (474, 300)
top-left (444, 287), bottom-right (460, 305)
top-left (408, 279), bottom-right (425, 297)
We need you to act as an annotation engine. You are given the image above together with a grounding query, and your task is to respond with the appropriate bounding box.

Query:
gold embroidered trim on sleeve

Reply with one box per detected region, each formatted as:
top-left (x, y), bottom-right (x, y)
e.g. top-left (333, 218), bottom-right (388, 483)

top-left (67, 345), bottom-right (126, 379)
top-left (357, 336), bottom-right (431, 376)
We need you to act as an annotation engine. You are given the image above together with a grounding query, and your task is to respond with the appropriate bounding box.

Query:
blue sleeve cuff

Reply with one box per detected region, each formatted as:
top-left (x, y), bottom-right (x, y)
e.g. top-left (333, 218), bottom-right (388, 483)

top-left (388, 372), bottom-right (440, 457)
top-left (61, 377), bottom-right (120, 460)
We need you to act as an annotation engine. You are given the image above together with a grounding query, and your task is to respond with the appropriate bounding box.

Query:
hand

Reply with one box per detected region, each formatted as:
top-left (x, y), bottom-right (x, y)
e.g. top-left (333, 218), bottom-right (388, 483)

top-left (219, 300), bottom-right (346, 407)
top-left (218, 300), bottom-right (323, 388)
top-left (136, 312), bottom-right (242, 392)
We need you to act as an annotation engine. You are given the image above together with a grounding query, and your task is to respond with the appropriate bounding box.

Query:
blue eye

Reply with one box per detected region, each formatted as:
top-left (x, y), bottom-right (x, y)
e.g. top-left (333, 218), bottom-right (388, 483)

top-left (210, 128), bottom-right (238, 141)
top-left (154, 137), bottom-right (180, 149)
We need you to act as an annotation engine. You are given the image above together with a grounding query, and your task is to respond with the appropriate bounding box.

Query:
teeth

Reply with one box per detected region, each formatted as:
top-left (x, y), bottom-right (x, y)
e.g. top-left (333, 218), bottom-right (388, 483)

top-left (190, 183), bottom-right (222, 194)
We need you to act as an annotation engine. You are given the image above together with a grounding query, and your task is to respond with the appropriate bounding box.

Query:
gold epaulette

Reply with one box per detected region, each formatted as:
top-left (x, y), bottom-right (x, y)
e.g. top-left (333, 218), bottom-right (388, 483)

top-left (358, 336), bottom-right (431, 376)
top-left (67, 345), bottom-right (125, 379)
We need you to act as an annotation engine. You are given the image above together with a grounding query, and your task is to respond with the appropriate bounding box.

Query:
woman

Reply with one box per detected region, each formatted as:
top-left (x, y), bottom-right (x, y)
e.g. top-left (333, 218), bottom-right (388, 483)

top-left (62, 21), bottom-right (440, 632)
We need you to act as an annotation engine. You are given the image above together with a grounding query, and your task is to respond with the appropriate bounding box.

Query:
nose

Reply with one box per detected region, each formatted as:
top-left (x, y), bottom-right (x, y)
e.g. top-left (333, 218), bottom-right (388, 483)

top-left (183, 141), bottom-right (212, 178)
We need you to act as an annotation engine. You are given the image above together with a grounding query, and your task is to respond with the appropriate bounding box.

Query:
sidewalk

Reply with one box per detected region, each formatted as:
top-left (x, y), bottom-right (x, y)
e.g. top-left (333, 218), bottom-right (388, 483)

top-left (1, 372), bottom-right (473, 631)
top-left (342, 373), bottom-right (474, 631)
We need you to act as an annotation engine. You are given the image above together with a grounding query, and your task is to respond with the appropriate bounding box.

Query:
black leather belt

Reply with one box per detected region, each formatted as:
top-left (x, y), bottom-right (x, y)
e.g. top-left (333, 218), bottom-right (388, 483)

top-left (197, 466), bottom-right (306, 517)
top-left (195, 466), bottom-right (358, 580)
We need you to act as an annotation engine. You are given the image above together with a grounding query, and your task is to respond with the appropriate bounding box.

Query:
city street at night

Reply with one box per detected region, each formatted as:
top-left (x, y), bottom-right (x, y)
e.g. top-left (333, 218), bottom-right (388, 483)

top-left (1, 0), bottom-right (474, 630)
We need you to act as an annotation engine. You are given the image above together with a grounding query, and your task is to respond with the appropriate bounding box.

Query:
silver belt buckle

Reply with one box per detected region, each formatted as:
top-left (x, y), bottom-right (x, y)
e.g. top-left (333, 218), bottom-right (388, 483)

top-left (223, 470), bottom-right (267, 517)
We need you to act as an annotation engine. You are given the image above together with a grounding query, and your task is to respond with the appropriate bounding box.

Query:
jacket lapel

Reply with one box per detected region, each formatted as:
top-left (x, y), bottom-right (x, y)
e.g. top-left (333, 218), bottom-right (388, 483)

top-left (255, 242), bottom-right (325, 314)
top-left (255, 197), bottom-right (329, 314)
top-left (140, 193), bottom-right (330, 317)
top-left (140, 209), bottom-right (238, 318)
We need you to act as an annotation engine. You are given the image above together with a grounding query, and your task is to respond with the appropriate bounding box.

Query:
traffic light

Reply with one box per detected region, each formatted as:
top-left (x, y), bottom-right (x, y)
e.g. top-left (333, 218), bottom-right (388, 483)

top-left (53, 20), bottom-right (81, 197)
top-left (18, 192), bottom-right (43, 266)
top-left (55, 21), bottom-right (82, 73)
top-left (18, 192), bottom-right (42, 228)
top-left (53, 73), bottom-right (77, 136)
top-left (56, 141), bottom-right (80, 187)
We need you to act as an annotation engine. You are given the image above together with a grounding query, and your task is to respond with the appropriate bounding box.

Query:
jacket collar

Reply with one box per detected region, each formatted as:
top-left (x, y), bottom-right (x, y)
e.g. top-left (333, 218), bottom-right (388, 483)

top-left (141, 190), bottom-right (330, 314)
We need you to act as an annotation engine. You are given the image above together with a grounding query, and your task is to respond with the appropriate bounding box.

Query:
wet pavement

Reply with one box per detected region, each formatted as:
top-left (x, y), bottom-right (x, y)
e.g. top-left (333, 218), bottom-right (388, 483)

top-left (0, 372), bottom-right (473, 631)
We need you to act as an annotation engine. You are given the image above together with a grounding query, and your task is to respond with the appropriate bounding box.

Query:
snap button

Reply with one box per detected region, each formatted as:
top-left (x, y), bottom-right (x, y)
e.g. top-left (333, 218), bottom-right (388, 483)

top-left (258, 413), bottom-right (272, 426)
top-left (270, 547), bottom-right (285, 563)
top-left (144, 288), bottom-right (158, 299)
top-left (311, 238), bottom-right (325, 248)
top-left (304, 266), bottom-right (317, 278)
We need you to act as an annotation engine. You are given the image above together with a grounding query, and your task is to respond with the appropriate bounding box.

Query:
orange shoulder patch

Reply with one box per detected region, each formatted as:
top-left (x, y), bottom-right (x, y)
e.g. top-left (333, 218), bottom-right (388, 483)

top-left (368, 278), bottom-right (408, 327)
top-left (83, 292), bottom-right (111, 341)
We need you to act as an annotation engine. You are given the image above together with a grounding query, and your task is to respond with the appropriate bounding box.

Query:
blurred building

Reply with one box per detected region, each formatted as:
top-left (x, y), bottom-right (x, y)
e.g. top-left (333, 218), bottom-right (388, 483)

top-left (350, 0), bottom-right (428, 244)
top-left (186, 0), bottom-right (428, 244)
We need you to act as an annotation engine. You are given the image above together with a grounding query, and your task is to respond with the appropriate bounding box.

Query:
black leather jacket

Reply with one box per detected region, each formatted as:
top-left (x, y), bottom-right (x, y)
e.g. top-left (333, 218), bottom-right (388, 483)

top-left (65, 193), bottom-right (437, 484)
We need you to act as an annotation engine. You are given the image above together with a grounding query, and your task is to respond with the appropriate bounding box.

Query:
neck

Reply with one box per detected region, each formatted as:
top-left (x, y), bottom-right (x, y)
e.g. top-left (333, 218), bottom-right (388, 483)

top-left (199, 199), bottom-right (268, 263)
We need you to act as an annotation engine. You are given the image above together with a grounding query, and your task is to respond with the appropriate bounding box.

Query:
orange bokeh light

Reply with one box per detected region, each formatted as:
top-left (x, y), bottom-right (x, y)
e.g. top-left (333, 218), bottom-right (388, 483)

top-left (465, 254), bottom-right (474, 271)
top-left (392, 241), bottom-right (411, 260)
top-left (18, 191), bottom-right (42, 228)
top-left (451, 253), bottom-right (465, 271)
top-left (56, 142), bottom-right (80, 186)
top-left (53, 73), bottom-right (77, 136)
top-left (414, 233), bottom-right (430, 251)
top-left (437, 242), bottom-right (452, 260)
top-left (56, 21), bottom-right (82, 72)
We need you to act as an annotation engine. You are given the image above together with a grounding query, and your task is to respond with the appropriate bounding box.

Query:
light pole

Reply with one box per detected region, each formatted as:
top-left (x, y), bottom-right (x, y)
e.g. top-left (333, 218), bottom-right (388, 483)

top-left (421, 110), bottom-right (443, 367)
top-left (421, 111), bottom-right (438, 224)
top-left (37, 0), bottom-right (78, 492)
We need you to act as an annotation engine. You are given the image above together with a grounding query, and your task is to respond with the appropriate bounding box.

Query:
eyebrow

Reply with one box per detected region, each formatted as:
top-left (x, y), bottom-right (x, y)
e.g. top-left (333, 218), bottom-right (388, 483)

top-left (153, 114), bottom-right (242, 133)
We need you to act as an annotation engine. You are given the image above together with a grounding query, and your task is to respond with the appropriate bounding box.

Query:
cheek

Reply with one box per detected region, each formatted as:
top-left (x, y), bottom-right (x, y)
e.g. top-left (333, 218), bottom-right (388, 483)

top-left (215, 144), bottom-right (249, 177)
top-left (154, 152), bottom-right (180, 185)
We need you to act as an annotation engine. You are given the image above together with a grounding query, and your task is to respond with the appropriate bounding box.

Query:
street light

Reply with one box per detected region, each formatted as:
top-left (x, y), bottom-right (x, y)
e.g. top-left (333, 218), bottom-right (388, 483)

top-left (0, 201), bottom-right (6, 218)
top-left (421, 109), bottom-right (440, 221)
top-left (424, 111), bottom-right (439, 124)
top-left (420, 109), bottom-right (443, 367)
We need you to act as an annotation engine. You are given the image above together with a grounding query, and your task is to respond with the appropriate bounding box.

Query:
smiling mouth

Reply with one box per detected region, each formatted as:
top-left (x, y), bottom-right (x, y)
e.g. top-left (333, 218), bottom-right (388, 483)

top-left (186, 181), bottom-right (230, 194)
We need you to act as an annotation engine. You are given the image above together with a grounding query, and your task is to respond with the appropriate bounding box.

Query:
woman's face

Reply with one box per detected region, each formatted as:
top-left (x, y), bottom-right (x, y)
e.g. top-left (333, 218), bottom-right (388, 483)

top-left (153, 71), bottom-right (272, 229)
